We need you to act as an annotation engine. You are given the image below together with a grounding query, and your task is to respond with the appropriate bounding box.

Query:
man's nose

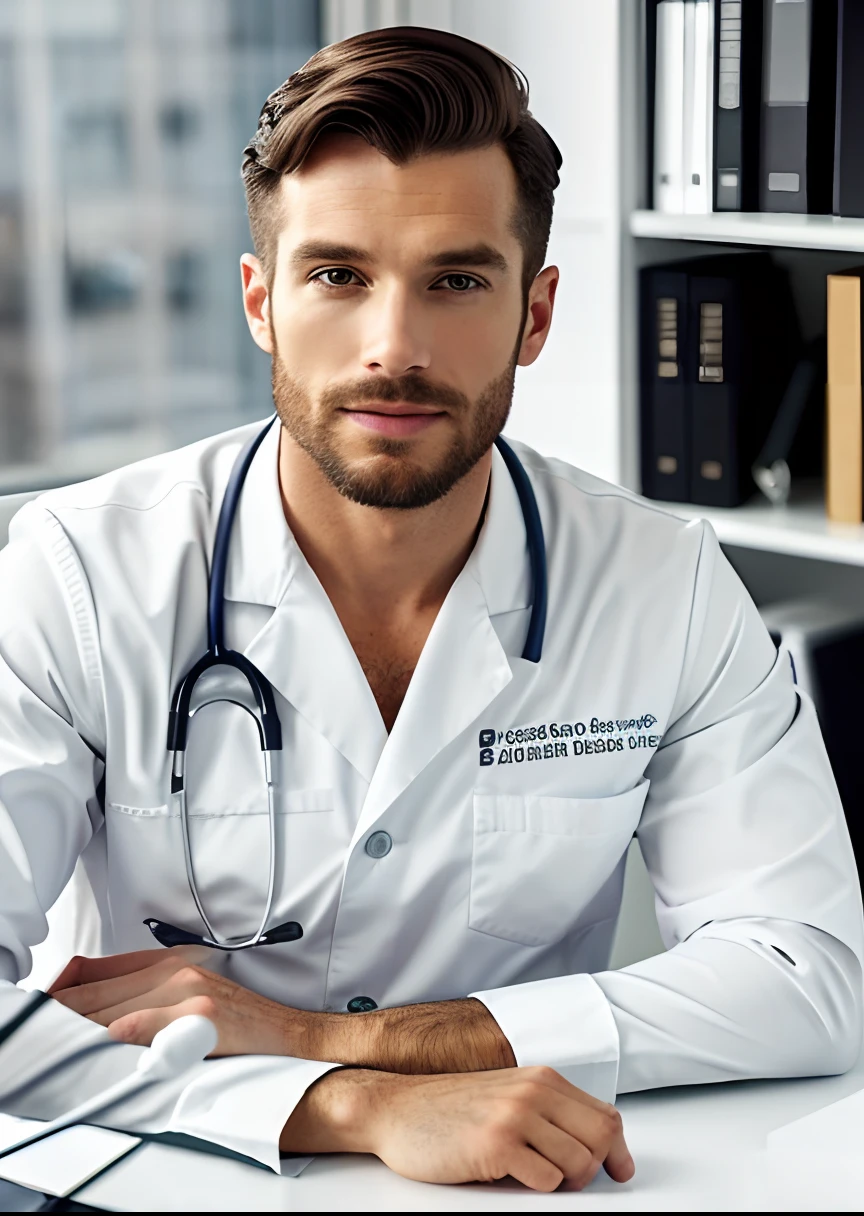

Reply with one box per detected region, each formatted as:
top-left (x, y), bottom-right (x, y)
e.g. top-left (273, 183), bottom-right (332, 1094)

top-left (359, 285), bottom-right (431, 377)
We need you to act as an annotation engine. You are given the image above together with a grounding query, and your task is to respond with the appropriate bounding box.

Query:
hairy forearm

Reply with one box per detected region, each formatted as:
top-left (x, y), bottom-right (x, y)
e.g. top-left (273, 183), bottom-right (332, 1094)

top-left (293, 997), bottom-right (515, 1074)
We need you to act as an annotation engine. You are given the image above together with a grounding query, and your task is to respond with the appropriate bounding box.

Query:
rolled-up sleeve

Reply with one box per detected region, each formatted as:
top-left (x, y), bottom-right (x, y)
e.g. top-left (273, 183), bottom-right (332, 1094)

top-left (0, 506), bottom-right (335, 1171)
top-left (475, 523), bottom-right (864, 1095)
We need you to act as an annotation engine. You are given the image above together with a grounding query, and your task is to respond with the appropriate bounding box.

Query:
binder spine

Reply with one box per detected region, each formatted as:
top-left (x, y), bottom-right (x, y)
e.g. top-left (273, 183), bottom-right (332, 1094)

top-left (654, 1), bottom-right (686, 213)
top-left (640, 268), bottom-right (690, 501)
top-left (688, 274), bottom-right (740, 506)
top-left (713, 0), bottom-right (762, 211)
top-left (685, 0), bottom-right (714, 213)
top-left (833, 0), bottom-right (864, 217)
top-left (760, 0), bottom-right (838, 215)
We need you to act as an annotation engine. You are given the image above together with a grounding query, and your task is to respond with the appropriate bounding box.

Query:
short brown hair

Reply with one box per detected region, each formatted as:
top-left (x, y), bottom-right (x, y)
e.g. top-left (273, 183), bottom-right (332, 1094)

top-left (241, 26), bottom-right (562, 291)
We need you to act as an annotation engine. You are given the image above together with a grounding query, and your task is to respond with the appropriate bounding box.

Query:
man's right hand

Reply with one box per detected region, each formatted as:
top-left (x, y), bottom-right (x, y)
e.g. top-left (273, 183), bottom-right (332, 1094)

top-left (281, 1065), bottom-right (635, 1193)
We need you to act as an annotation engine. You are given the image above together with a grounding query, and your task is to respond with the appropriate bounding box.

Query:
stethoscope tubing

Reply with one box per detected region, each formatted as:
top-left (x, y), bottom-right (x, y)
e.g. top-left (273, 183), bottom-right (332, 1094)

top-left (160, 417), bottom-right (547, 950)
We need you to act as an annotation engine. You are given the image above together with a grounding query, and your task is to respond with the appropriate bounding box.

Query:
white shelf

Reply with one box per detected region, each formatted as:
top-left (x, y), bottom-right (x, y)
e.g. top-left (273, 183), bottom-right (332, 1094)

top-left (630, 210), bottom-right (864, 253)
top-left (657, 487), bottom-right (864, 566)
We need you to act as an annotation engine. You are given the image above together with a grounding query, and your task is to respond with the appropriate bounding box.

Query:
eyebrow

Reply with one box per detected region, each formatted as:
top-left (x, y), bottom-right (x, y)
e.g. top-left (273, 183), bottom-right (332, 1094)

top-left (290, 240), bottom-right (510, 275)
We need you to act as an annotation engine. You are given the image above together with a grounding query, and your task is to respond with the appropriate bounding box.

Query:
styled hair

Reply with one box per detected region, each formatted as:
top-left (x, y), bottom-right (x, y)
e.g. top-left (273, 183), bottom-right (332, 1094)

top-left (241, 26), bottom-right (562, 291)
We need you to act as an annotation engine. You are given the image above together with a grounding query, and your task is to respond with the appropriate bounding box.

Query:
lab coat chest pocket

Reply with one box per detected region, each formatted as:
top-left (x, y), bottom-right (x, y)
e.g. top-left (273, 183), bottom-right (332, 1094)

top-left (469, 781), bottom-right (649, 947)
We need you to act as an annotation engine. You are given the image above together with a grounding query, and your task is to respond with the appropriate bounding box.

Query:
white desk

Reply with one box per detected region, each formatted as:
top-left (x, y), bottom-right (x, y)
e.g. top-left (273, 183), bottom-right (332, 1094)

top-left (74, 1053), bottom-right (864, 1212)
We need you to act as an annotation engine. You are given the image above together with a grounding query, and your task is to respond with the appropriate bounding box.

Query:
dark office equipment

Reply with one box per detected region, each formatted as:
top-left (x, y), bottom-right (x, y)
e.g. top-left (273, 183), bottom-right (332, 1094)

top-left (639, 266), bottom-right (691, 500)
top-left (752, 339), bottom-right (823, 504)
top-left (688, 255), bottom-right (800, 507)
top-left (833, 0), bottom-right (864, 216)
top-left (760, 0), bottom-right (838, 215)
top-left (713, 0), bottom-right (764, 210)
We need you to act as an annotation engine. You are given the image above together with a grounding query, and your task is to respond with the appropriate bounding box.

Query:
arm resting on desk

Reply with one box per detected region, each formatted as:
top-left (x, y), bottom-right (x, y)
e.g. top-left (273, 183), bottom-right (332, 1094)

top-left (479, 526), bottom-right (864, 1094)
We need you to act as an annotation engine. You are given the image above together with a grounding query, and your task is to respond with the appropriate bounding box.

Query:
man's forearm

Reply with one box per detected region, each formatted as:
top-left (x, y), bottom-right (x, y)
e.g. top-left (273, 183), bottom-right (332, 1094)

top-left (297, 997), bottom-right (516, 1074)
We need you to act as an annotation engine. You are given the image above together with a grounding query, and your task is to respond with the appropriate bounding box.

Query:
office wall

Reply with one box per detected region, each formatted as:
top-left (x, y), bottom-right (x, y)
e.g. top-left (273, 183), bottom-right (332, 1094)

top-left (324, 0), bottom-right (627, 485)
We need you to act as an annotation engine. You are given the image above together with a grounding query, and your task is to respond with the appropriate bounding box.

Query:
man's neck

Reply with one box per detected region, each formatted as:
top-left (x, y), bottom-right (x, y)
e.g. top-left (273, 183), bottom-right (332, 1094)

top-left (277, 430), bottom-right (492, 730)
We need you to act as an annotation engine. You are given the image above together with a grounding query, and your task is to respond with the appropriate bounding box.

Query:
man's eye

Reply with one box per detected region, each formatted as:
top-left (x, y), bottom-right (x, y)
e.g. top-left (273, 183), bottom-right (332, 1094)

top-left (436, 273), bottom-right (482, 292)
top-left (314, 268), bottom-right (361, 288)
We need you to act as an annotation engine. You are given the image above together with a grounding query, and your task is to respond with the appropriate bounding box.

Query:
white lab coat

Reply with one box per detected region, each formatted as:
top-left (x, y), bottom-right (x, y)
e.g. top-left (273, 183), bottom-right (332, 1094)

top-left (0, 418), bottom-right (861, 1172)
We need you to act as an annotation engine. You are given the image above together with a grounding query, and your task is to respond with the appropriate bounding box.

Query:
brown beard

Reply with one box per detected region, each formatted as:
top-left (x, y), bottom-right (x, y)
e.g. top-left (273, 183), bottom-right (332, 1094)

top-left (270, 352), bottom-right (517, 510)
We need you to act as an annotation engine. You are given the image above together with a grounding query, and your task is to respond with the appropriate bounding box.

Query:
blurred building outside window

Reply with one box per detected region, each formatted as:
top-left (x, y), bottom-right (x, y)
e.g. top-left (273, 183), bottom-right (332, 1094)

top-left (0, 0), bottom-right (320, 493)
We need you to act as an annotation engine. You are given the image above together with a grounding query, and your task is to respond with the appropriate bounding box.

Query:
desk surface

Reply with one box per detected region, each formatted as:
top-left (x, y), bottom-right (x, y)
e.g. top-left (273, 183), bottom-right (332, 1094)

top-left (74, 1055), bottom-right (864, 1213)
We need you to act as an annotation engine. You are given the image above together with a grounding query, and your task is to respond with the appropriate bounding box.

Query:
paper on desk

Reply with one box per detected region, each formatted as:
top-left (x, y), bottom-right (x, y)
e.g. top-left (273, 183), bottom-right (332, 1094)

top-left (0, 1124), bottom-right (140, 1197)
top-left (0, 1113), bottom-right (43, 1155)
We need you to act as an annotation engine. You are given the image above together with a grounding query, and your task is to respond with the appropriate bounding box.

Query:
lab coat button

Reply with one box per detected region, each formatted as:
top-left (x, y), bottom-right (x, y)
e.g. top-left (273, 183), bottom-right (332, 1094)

top-left (347, 996), bottom-right (378, 1013)
top-left (365, 830), bottom-right (392, 858)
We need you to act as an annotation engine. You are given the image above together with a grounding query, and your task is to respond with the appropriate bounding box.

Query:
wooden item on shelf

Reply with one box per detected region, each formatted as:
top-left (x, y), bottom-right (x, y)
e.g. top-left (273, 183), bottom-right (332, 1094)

top-left (826, 271), bottom-right (864, 523)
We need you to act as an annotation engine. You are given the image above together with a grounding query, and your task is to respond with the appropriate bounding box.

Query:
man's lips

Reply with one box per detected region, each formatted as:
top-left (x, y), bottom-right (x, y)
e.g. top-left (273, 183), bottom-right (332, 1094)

top-left (341, 402), bottom-right (447, 438)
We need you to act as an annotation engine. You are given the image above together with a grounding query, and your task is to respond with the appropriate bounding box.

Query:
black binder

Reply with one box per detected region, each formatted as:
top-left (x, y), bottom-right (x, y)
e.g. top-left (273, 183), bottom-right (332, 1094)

top-left (713, 0), bottom-right (764, 211)
top-left (833, 0), bottom-right (864, 217)
top-left (688, 255), bottom-right (799, 507)
top-left (760, 0), bottom-right (838, 215)
top-left (639, 266), bottom-right (691, 501)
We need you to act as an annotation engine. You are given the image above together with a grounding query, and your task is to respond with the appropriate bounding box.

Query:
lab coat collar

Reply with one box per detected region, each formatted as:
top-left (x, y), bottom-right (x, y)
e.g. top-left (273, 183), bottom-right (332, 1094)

top-left (223, 423), bottom-right (532, 618)
top-left (222, 417), bottom-right (295, 610)
top-left (226, 429), bottom-right (533, 793)
top-left (349, 444), bottom-right (533, 839)
top-left (475, 440), bottom-right (533, 620)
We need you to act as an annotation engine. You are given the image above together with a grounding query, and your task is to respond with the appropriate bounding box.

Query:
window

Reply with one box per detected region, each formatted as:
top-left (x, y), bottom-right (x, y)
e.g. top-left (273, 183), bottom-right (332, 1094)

top-left (0, 0), bottom-right (320, 491)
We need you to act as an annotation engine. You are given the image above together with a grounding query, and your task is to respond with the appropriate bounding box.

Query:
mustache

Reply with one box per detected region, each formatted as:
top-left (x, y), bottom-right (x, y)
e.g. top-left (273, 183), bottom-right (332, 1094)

top-left (320, 374), bottom-right (469, 413)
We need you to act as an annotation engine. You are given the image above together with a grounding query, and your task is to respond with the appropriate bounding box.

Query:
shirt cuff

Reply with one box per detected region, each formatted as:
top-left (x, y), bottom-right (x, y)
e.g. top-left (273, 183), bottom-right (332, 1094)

top-left (168, 1055), bottom-right (341, 1174)
top-left (471, 973), bottom-right (620, 1102)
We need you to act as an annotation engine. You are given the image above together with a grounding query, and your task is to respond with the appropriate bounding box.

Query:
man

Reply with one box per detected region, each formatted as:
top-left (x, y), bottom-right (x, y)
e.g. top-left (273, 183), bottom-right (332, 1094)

top-left (0, 27), bottom-right (860, 1195)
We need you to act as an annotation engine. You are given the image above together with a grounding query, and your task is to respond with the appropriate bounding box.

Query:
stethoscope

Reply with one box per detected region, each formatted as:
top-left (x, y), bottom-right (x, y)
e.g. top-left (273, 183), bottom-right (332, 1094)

top-left (144, 416), bottom-right (548, 951)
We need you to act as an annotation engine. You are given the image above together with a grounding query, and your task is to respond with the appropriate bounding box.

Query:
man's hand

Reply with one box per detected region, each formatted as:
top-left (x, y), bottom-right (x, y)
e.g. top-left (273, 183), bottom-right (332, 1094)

top-left (283, 1065), bottom-right (635, 1193)
top-left (48, 947), bottom-right (303, 1056)
top-left (47, 948), bottom-right (515, 1071)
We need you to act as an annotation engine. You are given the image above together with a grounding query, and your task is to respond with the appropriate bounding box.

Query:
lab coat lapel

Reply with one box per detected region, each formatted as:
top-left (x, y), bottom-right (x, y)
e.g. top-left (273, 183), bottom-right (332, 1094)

top-left (351, 444), bottom-right (531, 841)
top-left (351, 562), bottom-right (512, 842)
top-left (244, 571), bottom-right (388, 784)
top-left (222, 417), bottom-right (387, 783)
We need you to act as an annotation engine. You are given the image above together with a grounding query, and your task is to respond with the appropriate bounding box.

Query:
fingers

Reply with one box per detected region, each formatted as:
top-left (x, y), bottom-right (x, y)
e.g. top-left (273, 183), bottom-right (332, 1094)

top-left (108, 995), bottom-right (218, 1051)
top-left (506, 1145), bottom-right (564, 1193)
top-left (521, 1113), bottom-right (597, 1189)
top-left (48, 946), bottom-right (208, 994)
top-left (516, 1068), bottom-right (634, 1185)
top-left (541, 1086), bottom-right (633, 1182)
top-left (53, 957), bottom-right (182, 1016)
top-left (80, 966), bottom-right (213, 1028)
top-left (50, 948), bottom-right (211, 1017)
top-left (601, 1127), bottom-right (636, 1183)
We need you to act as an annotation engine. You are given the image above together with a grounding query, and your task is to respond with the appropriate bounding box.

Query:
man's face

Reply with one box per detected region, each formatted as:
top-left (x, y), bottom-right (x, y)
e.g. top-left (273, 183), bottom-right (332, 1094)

top-left (242, 135), bottom-right (556, 509)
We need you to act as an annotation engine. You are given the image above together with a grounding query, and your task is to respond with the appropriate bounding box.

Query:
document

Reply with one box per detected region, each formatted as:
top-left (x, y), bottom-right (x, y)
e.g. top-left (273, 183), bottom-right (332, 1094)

top-left (0, 1118), bottom-right (140, 1198)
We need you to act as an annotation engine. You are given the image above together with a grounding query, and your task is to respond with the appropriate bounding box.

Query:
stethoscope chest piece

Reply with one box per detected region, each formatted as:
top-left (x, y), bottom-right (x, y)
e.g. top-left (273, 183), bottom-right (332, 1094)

top-left (146, 421), bottom-right (547, 951)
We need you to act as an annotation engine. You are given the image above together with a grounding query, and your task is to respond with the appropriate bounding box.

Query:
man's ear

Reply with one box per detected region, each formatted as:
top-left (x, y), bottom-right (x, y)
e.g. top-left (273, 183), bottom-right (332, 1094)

top-left (517, 265), bottom-right (559, 367)
top-left (240, 254), bottom-right (274, 354)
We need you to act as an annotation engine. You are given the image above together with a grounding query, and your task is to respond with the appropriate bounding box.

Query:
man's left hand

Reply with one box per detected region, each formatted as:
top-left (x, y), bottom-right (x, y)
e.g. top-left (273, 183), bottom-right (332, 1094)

top-left (48, 947), bottom-right (300, 1055)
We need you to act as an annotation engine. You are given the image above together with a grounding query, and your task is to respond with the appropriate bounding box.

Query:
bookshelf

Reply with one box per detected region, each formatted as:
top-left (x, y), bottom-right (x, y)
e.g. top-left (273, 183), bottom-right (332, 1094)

top-left (627, 223), bottom-right (864, 573)
top-left (657, 485), bottom-right (864, 568)
top-left (630, 210), bottom-right (864, 253)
